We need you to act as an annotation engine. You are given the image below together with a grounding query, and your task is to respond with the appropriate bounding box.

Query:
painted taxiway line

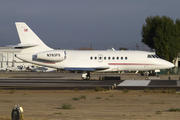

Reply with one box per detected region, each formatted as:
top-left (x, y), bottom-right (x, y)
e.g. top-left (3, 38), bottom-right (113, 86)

top-left (118, 80), bottom-right (150, 86)
top-left (117, 80), bottom-right (180, 87)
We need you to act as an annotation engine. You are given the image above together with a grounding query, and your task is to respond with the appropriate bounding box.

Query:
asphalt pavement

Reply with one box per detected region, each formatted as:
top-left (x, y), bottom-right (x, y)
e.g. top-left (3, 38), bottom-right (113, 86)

top-left (0, 71), bottom-right (180, 90)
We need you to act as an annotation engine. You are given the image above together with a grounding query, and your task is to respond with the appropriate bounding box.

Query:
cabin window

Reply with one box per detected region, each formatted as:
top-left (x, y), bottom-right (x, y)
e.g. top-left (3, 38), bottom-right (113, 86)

top-left (95, 57), bottom-right (97, 60)
top-left (108, 57), bottom-right (111, 60)
top-left (125, 57), bottom-right (127, 60)
top-left (117, 57), bottom-right (119, 60)
top-left (121, 57), bottom-right (123, 60)
top-left (99, 57), bottom-right (102, 60)
top-left (112, 57), bottom-right (115, 60)
top-left (90, 57), bottom-right (93, 60)
top-left (104, 57), bottom-right (106, 60)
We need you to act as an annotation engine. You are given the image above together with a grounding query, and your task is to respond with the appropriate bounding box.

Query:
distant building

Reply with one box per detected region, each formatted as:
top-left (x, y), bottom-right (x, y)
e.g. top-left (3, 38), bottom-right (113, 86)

top-left (0, 47), bottom-right (32, 69)
top-left (174, 53), bottom-right (180, 67)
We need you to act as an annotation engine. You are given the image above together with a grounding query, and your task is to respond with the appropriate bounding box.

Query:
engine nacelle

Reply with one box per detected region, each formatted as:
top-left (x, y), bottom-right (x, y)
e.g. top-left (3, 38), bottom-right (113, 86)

top-left (36, 50), bottom-right (66, 62)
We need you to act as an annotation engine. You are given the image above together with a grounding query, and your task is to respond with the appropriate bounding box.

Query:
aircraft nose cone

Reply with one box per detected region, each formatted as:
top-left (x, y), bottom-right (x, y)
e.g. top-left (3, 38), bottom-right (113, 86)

top-left (164, 61), bottom-right (174, 69)
top-left (158, 59), bottom-right (175, 69)
top-left (168, 62), bottom-right (175, 68)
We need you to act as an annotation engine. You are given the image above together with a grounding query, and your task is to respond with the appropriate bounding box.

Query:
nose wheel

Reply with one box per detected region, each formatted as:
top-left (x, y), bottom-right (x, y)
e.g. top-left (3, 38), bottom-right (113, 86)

top-left (81, 72), bottom-right (91, 80)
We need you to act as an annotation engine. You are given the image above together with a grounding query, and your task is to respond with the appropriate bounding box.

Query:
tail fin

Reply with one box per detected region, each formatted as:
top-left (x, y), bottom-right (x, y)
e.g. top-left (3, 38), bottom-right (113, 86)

top-left (15, 22), bottom-right (53, 53)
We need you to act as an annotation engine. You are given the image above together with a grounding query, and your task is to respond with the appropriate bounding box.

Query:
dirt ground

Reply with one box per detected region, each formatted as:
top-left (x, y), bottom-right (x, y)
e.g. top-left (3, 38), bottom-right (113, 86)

top-left (1, 89), bottom-right (180, 120)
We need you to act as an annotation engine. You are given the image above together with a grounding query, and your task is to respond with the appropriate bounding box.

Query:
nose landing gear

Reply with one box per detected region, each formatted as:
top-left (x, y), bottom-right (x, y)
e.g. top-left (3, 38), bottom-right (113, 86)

top-left (144, 71), bottom-right (149, 80)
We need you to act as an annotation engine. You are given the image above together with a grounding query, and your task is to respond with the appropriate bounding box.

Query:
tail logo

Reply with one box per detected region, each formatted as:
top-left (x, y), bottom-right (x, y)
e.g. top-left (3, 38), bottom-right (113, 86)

top-left (24, 29), bottom-right (28, 32)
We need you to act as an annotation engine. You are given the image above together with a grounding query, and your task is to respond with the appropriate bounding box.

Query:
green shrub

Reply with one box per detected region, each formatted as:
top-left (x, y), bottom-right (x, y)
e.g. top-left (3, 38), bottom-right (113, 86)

top-left (169, 107), bottom-right (180, 112)
top-left (54, 112), bottom-right (62, 114)
top-left (80, 95), bottom-right (86, 100)
top-left (9, 89), bottom-right (16, 94)
top-left (156, 111), bottom-right (162, 114)
top-left (74, 88), bottom-right (78, 91)
top-left (61, 103), bottom-right (72, 109)
top-left (122, 88), bottom-right (129, 93)
top-left (105, 98), bottom-right (109, 100)
top-left (72, 97), bottom-right (81, 100)
top-left (96, 97), bottom-right (102, 99)
top-left (109, 95), bottom-right (114, 97)
top-left (143, 88), bottom-right (150, 93)
top-left (73, 95), bottom-right (86, 100)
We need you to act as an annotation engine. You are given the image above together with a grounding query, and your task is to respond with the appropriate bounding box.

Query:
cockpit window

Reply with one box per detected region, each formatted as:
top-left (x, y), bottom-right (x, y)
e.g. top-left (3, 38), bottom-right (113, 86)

top-left (151, 55), bottom-right (155, 58)
top-left (147, 55), bottom-right (152, 58)
top-left (148, 54), bottom-right (159, 58)
top-left (154, 55), bottom-right (159, 58)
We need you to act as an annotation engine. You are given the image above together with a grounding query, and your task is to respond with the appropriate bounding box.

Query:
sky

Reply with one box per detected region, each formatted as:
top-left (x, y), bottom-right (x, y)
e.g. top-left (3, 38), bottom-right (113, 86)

top-left (0, 1), bottom-right (180, 50)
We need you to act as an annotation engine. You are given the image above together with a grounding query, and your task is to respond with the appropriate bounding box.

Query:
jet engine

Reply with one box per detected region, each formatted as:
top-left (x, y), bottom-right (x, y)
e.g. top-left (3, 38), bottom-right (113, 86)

top-left (36, 50), bottom-right (66, 62)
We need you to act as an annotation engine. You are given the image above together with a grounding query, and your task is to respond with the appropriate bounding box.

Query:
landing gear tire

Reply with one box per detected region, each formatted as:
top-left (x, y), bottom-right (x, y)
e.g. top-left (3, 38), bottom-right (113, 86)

top-left (81, 72), bottom-right (91, 80)
top-left (82, 76), bottom-right (90, 80)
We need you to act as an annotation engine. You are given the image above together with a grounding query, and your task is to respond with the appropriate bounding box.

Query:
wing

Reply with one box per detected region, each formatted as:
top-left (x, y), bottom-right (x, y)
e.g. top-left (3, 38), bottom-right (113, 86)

top-left (65, 67), bottom-right (109, 71)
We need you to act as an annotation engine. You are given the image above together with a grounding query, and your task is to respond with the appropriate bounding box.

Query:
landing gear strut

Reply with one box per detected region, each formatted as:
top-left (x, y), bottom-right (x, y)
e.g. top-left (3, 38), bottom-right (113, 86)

top-left (81, 72), bottom-right (91, 80)
top-left (144, 71), bottom-right (149, 80)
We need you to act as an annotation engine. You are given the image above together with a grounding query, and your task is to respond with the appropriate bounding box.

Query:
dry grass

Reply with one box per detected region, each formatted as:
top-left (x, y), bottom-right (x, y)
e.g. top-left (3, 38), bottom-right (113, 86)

top-left (0, 90), bottom-right (180, 120)
top-left (144, 88), bottom-right (176, 94)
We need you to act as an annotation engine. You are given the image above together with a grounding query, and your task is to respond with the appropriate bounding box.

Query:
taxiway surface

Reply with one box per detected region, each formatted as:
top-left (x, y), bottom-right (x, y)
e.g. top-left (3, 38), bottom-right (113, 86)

top-left (0, 71), bottom-right (180, 90)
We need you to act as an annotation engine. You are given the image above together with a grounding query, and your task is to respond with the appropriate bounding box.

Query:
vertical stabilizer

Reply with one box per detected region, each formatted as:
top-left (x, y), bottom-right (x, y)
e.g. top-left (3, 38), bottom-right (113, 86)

top-left (15, 22), bottom-right (53, 53)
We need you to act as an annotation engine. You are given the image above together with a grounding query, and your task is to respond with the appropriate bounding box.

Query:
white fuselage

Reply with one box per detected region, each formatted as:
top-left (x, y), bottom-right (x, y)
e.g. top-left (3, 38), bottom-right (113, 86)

top-left (15, 50), bottom-right (174, 72)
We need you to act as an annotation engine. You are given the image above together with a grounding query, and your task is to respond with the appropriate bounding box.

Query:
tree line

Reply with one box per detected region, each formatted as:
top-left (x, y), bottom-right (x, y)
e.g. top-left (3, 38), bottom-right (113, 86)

top-left (141, 15), bottom-right (180, 63)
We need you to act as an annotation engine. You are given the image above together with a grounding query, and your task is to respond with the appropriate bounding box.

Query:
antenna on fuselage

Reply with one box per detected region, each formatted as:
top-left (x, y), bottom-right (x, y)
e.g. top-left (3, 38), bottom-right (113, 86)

top-left (111, 48), bottom-right (115, 51)
top-left (107, 47), bottom-right (115, 51)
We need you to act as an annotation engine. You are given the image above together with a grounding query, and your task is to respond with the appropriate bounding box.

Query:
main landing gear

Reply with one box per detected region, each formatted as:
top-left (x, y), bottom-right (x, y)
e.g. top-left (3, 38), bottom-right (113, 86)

top-left (144, 71), bottom-right (149, 80)
top-left (81, 72), bottom-right (91, 80)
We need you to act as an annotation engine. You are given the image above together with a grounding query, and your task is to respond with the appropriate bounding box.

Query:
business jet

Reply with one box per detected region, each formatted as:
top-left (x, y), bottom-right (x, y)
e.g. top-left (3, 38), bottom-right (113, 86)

top-left (13, 22), bottom-right (174, 80)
